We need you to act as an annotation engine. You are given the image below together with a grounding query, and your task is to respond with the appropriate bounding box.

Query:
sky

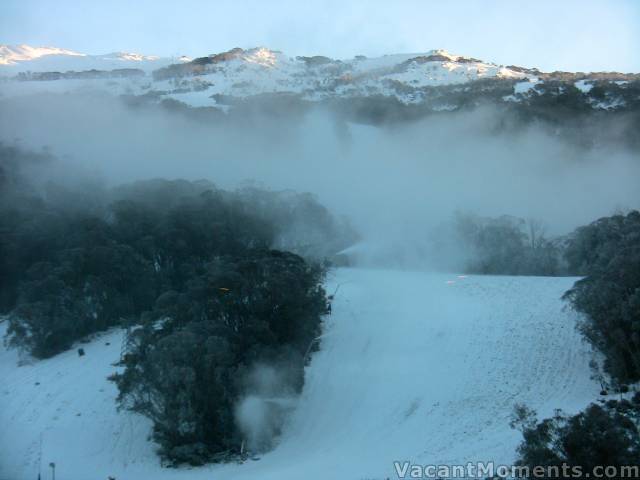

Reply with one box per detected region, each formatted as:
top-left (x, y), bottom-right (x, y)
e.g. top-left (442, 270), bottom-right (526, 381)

top-left (1, 0), bottom-right (639, 72)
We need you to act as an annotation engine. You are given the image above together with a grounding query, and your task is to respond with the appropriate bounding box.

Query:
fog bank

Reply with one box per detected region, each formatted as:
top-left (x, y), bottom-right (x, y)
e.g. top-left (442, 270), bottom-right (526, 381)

top-left (2, 93), bottom-right (639, 269)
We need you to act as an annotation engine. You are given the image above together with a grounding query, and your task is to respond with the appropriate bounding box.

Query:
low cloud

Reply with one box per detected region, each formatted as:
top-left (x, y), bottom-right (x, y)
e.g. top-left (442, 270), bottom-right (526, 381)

top-left (1, 92), bottom-right (638, 269)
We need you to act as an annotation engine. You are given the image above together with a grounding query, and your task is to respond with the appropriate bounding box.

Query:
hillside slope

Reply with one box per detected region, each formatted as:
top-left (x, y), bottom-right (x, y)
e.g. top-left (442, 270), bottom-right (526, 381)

top-left (0, 268), bottom-right (599, 480)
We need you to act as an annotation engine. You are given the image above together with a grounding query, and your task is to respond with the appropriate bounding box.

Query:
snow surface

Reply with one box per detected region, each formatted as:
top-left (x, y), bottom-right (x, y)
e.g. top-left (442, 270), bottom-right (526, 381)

top-left (513, 78), bottom-right (539, 95)
top-left (575, 80), bottom-right (593, 94)
top-left (0, 268), bottom-right (599, 480)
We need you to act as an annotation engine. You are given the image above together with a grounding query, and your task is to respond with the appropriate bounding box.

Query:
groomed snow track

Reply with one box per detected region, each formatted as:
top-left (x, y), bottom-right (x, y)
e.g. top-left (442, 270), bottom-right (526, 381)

top-left (0, 268), bottom-right (599, 480)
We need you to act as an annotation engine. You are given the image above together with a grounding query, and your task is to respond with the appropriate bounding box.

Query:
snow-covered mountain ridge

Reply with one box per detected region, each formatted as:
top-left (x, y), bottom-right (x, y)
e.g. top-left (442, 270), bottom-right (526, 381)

top-left (0, 44), bottom-right (638, 113)
top-left (147, 46), bottom-right (529, 103)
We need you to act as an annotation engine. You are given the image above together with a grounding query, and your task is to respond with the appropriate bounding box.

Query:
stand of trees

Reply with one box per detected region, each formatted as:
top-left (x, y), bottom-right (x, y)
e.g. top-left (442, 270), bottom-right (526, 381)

top-left (514, 211), bottom-right (640, 475)
top-left (2, 176), bottom-right (275, 357)
top-left (564, 210), bottom-right (640, 384)
top-left (113, 250), bottom-right (326, 464)
top-left (512, 398), bottom-right (640, 477)
top-left (454, 213), bottom-right (562, 276)
top-left (1, 144), bottom-right (336, 464)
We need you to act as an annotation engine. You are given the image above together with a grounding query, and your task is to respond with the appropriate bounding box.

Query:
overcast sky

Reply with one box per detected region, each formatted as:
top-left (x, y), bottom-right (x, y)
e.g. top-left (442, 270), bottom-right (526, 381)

top-left (1, 0), bottom-right (638, 72)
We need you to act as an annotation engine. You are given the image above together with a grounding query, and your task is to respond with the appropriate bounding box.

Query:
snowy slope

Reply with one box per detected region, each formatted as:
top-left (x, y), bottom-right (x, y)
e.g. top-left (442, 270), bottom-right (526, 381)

top-left (0, 328), bottom-right (156, 480)
top-left (0, 268), bottom-right (599, 480)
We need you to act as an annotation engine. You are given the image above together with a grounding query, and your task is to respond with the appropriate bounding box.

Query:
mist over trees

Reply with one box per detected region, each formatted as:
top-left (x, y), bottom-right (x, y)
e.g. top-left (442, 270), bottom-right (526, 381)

top-left (451, 212), bottom-right (562, 276)
top-left (0, 143), bottom-right (338, 463)
top-left (0, 145), bottom-right (350, 360)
